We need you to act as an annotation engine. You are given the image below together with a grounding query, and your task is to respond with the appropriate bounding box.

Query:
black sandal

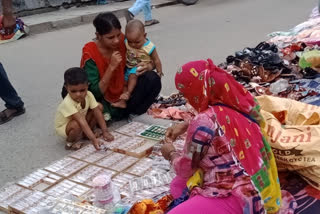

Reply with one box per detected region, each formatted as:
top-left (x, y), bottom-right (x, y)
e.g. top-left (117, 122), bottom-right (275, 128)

top-left (0, 107), bottom-right (25, 125)
top-left (145, 19), bottom-right (160, 26)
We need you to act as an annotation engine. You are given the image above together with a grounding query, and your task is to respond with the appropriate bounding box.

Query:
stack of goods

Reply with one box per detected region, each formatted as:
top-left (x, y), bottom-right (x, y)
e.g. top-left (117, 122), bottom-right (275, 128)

top-left (0, 121), bottom-right (174, 214)
top-left (137, 125), bottom-right (167, 141)
top-left (69, 144), bottom-right (113, 163)
top-left (96, 153), bottom-right (139, 172)
top-left (219, 7), bottom-right (320, 106)
top-left (45, 198), bottom-right (107, 213)
top-left (44, 157), bottom-right (88, 178)
top-left (115, 122), bottom-right (150, 137)
top-left (0, 184), bottom-right (33, 212)
top-left (17, 169), bottom-right (62, 191)
top-left (268, 9), bottom-right (320, 47)
top-left (69, 165), bottom-right (116, 187)
top-left (45, 179), bottom-right (91, 198)
top-left (125, 158), bottom-right (154, 177)
top-left (220, 42), bottom-right (320, 105)
top-left (98, 123), bottom-right (161, 158)
top-left (8, 191), bottom-right (56, 214)
top-left (112, 173), bottom-right (138, 196)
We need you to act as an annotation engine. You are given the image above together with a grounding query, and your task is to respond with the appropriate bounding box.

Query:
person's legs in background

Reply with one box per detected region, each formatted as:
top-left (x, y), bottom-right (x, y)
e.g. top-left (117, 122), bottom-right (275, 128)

top-left (142, 0), bottom-right (159, 26)
top-left (127, 0), bottom-right (159, 26)
top-left (128, 0), bottom-right (144, 20)
top-left (0, 63), bottom-right (25, 125)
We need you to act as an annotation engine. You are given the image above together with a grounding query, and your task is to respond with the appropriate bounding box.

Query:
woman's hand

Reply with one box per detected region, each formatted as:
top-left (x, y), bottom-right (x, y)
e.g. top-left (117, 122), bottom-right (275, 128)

top-left (165, 122), bottom-right (189, 143)
top-left (161, 143), bottom-right (176, 160)
top-left (109, 51), bottom-right (122, 71)
top-left (136, 61), bottom-right (154, 76)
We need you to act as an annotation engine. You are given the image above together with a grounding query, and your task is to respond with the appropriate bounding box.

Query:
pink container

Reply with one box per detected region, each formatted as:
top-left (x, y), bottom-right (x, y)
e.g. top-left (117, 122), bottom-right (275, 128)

top-left (92, 175), bottom-right (114, 205)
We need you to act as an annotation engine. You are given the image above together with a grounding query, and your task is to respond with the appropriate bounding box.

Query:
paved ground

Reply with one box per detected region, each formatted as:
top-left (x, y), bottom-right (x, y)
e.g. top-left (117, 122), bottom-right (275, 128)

top-left (0, 0), bottom-right (316, 187)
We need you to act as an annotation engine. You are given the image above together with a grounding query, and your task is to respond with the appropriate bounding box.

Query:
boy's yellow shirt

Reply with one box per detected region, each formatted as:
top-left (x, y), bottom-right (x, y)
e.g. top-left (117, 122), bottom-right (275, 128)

top-left (55, 91), bottom-right (98, 137)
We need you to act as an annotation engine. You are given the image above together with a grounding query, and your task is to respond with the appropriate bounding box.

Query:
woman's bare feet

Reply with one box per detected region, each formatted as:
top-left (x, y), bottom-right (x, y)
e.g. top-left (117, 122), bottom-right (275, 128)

top-left (111, 100), bottom-right (127, 108)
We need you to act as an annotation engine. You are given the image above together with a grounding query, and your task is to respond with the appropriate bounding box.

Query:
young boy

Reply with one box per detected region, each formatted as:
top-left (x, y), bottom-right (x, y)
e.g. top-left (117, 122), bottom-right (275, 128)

top-left (55, 67), bottom-right (114, 150)
top-left (112, 19), bottom-right (163, 109)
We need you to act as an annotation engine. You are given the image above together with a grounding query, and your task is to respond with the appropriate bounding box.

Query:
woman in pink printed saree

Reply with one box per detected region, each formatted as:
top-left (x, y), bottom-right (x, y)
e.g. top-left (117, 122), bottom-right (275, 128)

top-left (161, 59), bottom-right (293, 214)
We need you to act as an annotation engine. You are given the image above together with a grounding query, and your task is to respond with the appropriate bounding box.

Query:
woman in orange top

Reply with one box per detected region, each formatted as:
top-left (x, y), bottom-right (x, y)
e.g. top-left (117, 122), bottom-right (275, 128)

top-left (80, 12), bottom-right (161, 120)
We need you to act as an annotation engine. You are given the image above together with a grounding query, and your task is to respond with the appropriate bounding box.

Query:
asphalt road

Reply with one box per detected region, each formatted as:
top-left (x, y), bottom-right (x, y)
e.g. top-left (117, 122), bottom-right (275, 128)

top-left (0, 0), bottom-right (316, 186)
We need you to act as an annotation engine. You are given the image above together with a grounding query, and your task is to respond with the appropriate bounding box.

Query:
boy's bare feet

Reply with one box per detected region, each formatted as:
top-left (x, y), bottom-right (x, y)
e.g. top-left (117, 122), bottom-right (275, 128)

top-left (94, 129), bottom-right (102, 138)
top-left (103, 131), bottom-right (114, 142)
top-left (111, 100), bottom-right (127, 108)
top-left (65, 141), bottom-right (85, 150)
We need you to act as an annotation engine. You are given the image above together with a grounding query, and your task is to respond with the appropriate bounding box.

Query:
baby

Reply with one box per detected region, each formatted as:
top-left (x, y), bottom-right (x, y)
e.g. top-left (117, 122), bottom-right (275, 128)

top-left (112, 19), bottom-right (163, 108)
top-left (55, 67), bottom-right (114, 150)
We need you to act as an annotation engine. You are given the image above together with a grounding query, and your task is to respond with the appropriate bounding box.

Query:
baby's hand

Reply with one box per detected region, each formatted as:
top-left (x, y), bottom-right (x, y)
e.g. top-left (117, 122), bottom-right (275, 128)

top-left (103, 131), bottom-right (114, 142)
top-left (120, 92), bottom-right (130, 100)
top-left (157, 71), bottom-right (164, 78)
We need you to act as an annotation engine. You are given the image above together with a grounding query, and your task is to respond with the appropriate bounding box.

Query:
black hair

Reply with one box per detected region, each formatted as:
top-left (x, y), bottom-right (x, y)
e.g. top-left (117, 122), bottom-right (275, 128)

top-left (64, 67), bottom-right (88, 86)
top-left (93, 12), bottom-right (121, 35)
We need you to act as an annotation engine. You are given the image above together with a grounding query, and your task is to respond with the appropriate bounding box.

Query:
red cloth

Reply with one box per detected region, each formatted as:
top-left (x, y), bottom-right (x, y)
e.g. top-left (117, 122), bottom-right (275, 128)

top-left (174, 59), bottom-right (264, 174)
top-left (175, 59), bottom-right (256, 114)
top-left (80, 34), bottom-right (126, 103)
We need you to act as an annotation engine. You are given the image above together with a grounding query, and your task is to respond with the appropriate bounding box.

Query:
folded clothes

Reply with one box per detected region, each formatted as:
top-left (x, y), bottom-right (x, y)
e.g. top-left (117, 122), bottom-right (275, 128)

top-left (147, 104), bottom-right (194, 122)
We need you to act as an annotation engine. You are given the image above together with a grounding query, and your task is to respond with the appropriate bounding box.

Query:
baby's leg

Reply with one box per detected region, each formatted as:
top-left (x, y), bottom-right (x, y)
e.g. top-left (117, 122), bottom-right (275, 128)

top-left (111, 84), bottom-right (129, 109)
top-left (111, 100), bottom-right (127, 108)
top-left (127, 73), bottom-right (138, 96)
top-left (65, 120), bottom-right (84, 150)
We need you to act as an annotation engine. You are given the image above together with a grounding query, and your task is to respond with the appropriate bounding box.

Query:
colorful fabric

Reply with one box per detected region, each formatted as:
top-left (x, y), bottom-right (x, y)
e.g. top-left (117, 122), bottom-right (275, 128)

top-left (55, 91), bottom-right (98, 138)
top-left (130, 195), bottom-right (173, 214)
top-left (172, 109), bottom-right (265, 213)
top-left (0, 16), bottom-right (26, 44)
top-left (174, 59), bottom-right (282, 213)
top-left (80, 35), bottom-right (126, 103)
top-left (125, 38), bottom-right (155, 68)
top-left (279, 172), bottom-right (320, 214)
top-left (168, 181), bottom-right (243, 214)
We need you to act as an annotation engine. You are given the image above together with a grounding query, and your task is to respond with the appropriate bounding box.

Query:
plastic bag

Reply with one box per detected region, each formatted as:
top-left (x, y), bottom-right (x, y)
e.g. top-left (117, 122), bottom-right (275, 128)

top-left (299, 50), bottom-right (320, 72)
top-left (257, 95), bottom-right (320, 189)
